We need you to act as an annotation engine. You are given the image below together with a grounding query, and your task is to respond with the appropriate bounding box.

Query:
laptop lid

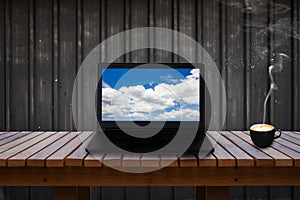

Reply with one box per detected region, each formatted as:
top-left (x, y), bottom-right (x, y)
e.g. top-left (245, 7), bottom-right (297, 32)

top-left (97, 63), bottom-right (205, 131)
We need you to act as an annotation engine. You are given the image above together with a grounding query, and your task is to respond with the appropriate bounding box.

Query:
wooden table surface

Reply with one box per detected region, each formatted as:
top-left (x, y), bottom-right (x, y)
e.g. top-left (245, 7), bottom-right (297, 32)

top-left (0, 131), bottom-right (299, 200)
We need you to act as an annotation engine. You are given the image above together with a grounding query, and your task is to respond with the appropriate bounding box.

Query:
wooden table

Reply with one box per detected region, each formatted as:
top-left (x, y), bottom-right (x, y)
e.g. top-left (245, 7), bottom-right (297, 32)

top-left (0, 131), bottom-right (299, 200)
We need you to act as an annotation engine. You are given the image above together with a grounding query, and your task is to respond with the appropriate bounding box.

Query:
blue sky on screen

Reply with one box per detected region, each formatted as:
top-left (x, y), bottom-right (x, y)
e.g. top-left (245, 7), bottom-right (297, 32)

top-left (101, 68), bottom-right (200, 121)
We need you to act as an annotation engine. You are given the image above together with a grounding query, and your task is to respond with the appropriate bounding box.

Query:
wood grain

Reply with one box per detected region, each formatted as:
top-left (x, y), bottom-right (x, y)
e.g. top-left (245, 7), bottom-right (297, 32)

top-left (198, 153), bottom-right (217, 167)
top-left (233, 131), bottom-right (293, 166)
top-left (179, 154), bottom-right (198, 167)
top-left (221, 131), bottom-right (274, 166)
top-left (160, 154), bottom-right (179, 167)
top-left (103, 153), bottom-right (122, 167)
top-left (0, 132), bottom-right (27, 146)
top-left (27, 132), bottom-right (76, 166)
top-left (0, 132), bottom-right (18, 141)
top-left (208, 131), bottom-right (254, 167)
top-left (8, 132), bottom-right (64, 167)
top-left (46, 132), bottom-right (92, 167)
top-left (83, 154), bottom-right (102, 167)
top-left (0, 167), bottom-right (299, 186)
top-left (121, 154), bottom-right (141, 168)
top-left (140, 154), bottom-right (160, 168)
top-left (0, 132), bottom-right (40, 154)
top-left (0, 132), bottom-right (53, 166)
top-left (65, 134), bottom-right (93, 166)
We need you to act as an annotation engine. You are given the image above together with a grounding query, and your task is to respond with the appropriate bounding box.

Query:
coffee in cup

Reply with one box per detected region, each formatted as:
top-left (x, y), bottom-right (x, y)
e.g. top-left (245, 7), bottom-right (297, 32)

top-left (249, 123), bottom-right (281, 148)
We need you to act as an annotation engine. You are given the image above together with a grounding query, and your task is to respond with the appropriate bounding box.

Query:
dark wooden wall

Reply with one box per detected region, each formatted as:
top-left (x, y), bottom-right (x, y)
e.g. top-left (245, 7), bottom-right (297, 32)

top-left (0, 0), bottom-right (300, 199)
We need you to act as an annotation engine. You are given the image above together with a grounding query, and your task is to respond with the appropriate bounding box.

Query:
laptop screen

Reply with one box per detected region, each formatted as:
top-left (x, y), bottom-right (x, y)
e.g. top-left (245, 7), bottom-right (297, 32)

top-left (101, 67), bottom-right (200, 122)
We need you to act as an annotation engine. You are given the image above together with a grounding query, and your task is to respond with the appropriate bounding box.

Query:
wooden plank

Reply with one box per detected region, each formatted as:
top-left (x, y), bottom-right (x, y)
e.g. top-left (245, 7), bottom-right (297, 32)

top-left (101, 187), bottom-right (125, 200)
top-left (275, 137), bottom-right (300, 153)
top-left (34, 0), bottom-right (53, 130)
top-left (160, 154), bottom-right (179, 167)
top-left (179, 154), bottom-right (198, 167)
top-left (283, 131), bottom-right (300, 140)
top-left (247, 0), bottom-right (269, 125)
top-left (27, 132), bottom-right (76, 167)
top-left (0, 131), bottom-right (40, 153)
top-left (10, 0), bottom-right (29, 130)
top-left (232, 131), bottom-right (293, 166)
top-left (153, 0), bottom-right (173, 63)
top-left (0, 132), bottom-right (19, 141)
top-left (0, 132), bottom-right (53, 166)
top-left (211, 143), bottom-right (236, 167)
top-left (174, 187), bottom-right (194, 200)
top-left (102, 153), bottom-right (122, 167)
top-left (221, 131), bottom-right (274, 166)
top-left (83, 154), bottom-right (102, 167)
top-left (122, 154), bottom-right (141, 168)
top-left (198, 153), bottom-right (217, 167)
top-left (0, 131), bottom-right (29, 146)
top-left (140, 154), bottom-right (160, 168)
top-left (53, 187), bottom-right (90, 200)
top-left (178, 0), bottom-right (196, 63)
top-left (270, 0), bottom-right (292, 130)
top-left (105, 0), bottom-right (125, 63)
top-left (30, 187), bottom-right (52, 200)
top-left (208, 131), bottom-right (254, 167)
top-left (281, 132), bottom-right (300, 144)
top-left (8, 132), bottom-right (65, 167)
top-left (126, 187), bottom-right (149, 200)
top-left (196, 186), bottom-right (229, 200)
top-left (0, 0), bottom-right (5, 131)
top-left (150, 187), bottom-right (173, 200)
top-left (65, 134), bottom-right (94, 166)
top-left (202, 0), bottom-right (223, 129)
top-left (46, 132), bottom-right (92, 167)
top-left (0, 166), bottom-right (300, 186)
top-left (129, 0), bottom-right (148, 62)
top-left (271, 141), bottom-right (300, 166)
top-left (56, 0), bottom-right (77, 130)
top-left (294, 131), bottom-right (300, 136)
top-left (224, 0), bottom-right (245, 130)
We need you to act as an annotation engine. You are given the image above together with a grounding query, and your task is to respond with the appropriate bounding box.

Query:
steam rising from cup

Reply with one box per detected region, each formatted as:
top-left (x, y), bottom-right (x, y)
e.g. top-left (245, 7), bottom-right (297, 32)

top-left (263, 53), bottom-right (289, 123)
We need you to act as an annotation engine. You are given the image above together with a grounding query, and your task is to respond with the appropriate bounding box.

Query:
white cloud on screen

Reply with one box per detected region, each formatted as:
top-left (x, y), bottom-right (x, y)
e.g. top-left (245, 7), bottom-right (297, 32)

top-left (102, 69), bottom-right (200, 121)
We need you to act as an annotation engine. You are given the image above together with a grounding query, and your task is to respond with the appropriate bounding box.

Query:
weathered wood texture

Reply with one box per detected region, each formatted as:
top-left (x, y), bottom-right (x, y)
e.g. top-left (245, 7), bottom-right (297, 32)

top-left (0, 0), bottom-right (299, 199)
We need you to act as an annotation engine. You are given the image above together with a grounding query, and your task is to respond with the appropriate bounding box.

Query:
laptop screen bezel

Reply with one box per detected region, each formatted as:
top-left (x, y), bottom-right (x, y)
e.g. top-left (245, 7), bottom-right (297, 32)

top-left (97, 63), bottom-right (205, 130)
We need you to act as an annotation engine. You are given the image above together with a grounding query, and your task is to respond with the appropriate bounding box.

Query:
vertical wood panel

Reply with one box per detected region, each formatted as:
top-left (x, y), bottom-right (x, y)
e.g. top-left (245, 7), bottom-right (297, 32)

top-left (229, 186), bottom-right (245, 200)
top-left (294, 0), bottom-right (300, 130)
top-left (58, 0), bottom-right (77, 130)
top-left (178, 0), bottom-right (196, 63)
top-left (201, 0), bottom-right (222, 130)
top-left (246, 186), bottom-right (270, 200)
top-left (102, 186), bottom-right (125, 200)
top-left (30, 187), bottom-right (52, 200)
top-left (106, 0), bottom-right (125, 63)
top-left (248, 1), bottom-right (270, 125)
top-left (224, 0), bottom-right (245, 130)
top-left (174, 186), bottom-right (194, 200)
top-left (126, 186), bottom-right (149, 200)
top-left (271, 0), bottom-right (292, 129)
top-left (270, 186), bottom-right (292, 199)
top-left (150, 186), bottom-right (173, 200)
top-left (0, 0), bottom-right (5, 131)
top-left (34, 0), bottom-right (53, 130)
top-left (153, 0), bottom-right (173, 63)
top-left (129, 0), bottom-right (149, 62)
top-left (6, 187), bottom-right (30, 200)
top-left (91, 187), bottom-right (101, 200)
top-left (10, 0), bottom-right (29, 130)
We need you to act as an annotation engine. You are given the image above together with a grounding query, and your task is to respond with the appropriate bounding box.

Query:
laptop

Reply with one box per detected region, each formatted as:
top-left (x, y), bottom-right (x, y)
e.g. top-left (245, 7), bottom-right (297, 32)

top-left (86, 63), bottom-right (212, 156)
